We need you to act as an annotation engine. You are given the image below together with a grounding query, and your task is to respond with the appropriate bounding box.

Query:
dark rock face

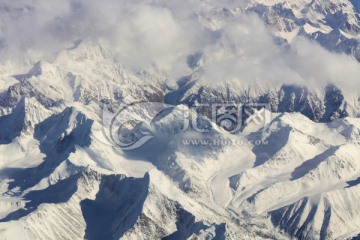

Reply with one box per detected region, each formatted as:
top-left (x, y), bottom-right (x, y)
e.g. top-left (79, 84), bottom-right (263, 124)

top-left (0, 97), bottom-right (26, 144)
top-left (263, 84), bottom-right (325, 122)
top-left (165, 76), bottom-right (349, 123)
top-left (321, 84), bottom-right (348, 122)
top-left (2, 80), bottom-right (63, 109)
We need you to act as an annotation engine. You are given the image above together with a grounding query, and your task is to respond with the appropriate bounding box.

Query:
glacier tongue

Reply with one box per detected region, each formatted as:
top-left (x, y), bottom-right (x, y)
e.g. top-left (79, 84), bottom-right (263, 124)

top-left (1, 96), bottom-right (360, 239)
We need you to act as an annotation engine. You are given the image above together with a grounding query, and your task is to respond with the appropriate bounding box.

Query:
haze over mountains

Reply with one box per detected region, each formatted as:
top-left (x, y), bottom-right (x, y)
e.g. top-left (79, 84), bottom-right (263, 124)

top-left (1, 0), bottom-right (360, 239)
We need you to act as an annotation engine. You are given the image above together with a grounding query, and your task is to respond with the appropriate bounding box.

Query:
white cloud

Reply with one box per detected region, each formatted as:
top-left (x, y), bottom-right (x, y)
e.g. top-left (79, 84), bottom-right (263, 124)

top-left (0, 0), bottom-right (359, 93)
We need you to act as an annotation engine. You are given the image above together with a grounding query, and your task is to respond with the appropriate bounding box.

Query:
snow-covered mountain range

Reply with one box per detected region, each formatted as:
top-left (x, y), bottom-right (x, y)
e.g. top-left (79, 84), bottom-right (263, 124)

top-left (1, 0), bottom-right (360, 239)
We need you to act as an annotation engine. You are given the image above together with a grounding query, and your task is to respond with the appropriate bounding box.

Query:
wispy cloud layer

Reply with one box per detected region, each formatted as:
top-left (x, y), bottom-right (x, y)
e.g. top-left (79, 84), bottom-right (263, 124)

top-left (0, 0), bottom-right (359, 91)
